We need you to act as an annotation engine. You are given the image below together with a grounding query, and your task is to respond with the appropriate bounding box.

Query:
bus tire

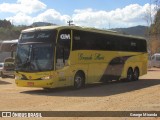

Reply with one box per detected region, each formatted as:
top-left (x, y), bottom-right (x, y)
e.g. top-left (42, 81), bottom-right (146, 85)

top-left (126, 68), bottom-right (133, 82)
top-left (74, 71), bottom-right (85, 89)
top-left (1, 72), bottom-right (5, 78)
top-left (133, 67), bottom-right (139, 81)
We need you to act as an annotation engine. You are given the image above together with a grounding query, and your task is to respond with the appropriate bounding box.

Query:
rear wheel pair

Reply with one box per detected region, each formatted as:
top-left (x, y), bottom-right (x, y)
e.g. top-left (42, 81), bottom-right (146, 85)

top-left (126, 68), bottom-right (139, 81)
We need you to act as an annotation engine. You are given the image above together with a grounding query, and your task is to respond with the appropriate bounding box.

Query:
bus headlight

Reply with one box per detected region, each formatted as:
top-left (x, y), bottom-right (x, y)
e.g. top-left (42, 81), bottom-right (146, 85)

top-left (41, 76), bottom-right (52, 80)
top-left (15, 75), bottom-right (22, 80)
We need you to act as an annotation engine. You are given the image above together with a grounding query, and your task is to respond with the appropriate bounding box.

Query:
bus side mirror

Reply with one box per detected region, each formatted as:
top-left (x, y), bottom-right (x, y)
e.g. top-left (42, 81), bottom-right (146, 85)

top-left (11, 43), bottom-right (17, 58)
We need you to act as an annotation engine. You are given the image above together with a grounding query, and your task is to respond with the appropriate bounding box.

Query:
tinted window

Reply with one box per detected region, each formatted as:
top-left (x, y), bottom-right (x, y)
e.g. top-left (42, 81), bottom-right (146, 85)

top-left (152, 55), bottom-right (155, 60)
top-left (73, 30), bottom-right (114, 51)
top-left (56, 29), bottom-right (71, 60)
top-left (0, 63), bottom-right (3, 67)
top-left (73, 30), bottom-right (147, 52)
top-left (156, 55), bottom-right (160, 61)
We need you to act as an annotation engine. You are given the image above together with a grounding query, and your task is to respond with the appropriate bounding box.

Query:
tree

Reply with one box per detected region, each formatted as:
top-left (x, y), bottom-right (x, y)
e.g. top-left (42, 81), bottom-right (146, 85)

top-left (152, 9), bottom-right (160, 34)
top-left (145, 0), bottom-right (160, 54)
top-left (150, 8), bottom-right (160, 54)
top-left (154, 0), bottom-right (160, 34)
top-left (0, 19), bottom-right (12, 28)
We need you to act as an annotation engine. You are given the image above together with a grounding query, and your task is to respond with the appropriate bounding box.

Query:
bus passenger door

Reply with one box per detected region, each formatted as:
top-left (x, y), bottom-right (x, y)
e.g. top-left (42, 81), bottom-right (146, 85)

top-left (56, 29), bottom-right (71, 87)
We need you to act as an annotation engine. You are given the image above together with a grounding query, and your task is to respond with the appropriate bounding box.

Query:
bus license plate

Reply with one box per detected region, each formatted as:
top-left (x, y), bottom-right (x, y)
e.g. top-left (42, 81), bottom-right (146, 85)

top-left (27, 82), bottom-right (34, 86)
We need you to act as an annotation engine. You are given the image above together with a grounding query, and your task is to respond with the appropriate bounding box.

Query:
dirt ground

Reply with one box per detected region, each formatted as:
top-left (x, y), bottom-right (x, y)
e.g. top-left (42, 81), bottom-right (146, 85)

top-left (0, 68), bottom-right (160, 120)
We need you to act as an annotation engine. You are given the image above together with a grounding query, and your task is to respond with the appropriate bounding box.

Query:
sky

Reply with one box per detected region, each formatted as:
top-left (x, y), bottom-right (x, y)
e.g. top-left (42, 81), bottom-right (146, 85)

top-left (0, 0), bottom-right (158, 28)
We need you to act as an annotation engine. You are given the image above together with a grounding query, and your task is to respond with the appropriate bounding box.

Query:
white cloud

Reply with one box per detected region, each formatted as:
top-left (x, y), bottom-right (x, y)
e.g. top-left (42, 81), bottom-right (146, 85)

top-left (0, 0), bottom-right (46, 14)
top-left (4, 3), bottom-right (158, 28)
top-left (7, 9), bottom-right (71, 26)
top-left (33, 9), bottom-right (71, 25)
top-left (72, 3), bottom-right (157, 28)
top-left (7, 13), bottom-right (33, 25)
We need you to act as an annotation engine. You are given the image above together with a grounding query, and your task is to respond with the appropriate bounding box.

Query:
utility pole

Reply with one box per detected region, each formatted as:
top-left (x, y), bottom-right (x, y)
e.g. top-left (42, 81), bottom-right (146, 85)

top-left (67, 20), bottom-right (73, 26)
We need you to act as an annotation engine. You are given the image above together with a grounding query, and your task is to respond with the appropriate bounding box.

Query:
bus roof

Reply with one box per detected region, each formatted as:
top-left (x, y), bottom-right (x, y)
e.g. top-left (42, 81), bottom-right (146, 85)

top-left (0, 39), bottom-right (18, 52)
top-left (22, 26), bottom-right (145, 40)
top-left (153, 53), bottom-right (160, 55)
top-left (2, 39), bottom-right (18, 44)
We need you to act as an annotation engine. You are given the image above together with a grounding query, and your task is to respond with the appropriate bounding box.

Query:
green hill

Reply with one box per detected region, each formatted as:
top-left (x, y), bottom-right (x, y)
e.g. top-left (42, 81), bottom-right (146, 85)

top-left (111, 25), bottom-right (149, 37)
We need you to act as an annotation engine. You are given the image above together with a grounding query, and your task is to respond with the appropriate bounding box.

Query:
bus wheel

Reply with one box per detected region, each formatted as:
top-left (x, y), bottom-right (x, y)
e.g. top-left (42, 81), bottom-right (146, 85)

top-left (126, 68), bottom-right (133, 82)
top-left (74, 72), bottom-right (85, 89)
top-left (133, 68), bottom-right (139, 81)
top-left (1, 72), bottom-right (5, 78)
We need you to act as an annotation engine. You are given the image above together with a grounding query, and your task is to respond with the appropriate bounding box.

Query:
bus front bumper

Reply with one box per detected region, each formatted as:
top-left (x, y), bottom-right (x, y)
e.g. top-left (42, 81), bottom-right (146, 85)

top-left (15, 79), bottom-right (56, 88)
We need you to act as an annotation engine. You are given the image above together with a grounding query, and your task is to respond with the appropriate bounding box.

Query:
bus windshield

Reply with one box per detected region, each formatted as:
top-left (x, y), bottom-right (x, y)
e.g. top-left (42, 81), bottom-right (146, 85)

top-left (15, 30), bottom-right (56, 72)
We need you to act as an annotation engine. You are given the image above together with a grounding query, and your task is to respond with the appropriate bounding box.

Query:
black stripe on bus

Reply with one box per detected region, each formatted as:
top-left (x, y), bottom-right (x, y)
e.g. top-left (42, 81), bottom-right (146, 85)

top-left (100, 56), bottom-right (132, 82)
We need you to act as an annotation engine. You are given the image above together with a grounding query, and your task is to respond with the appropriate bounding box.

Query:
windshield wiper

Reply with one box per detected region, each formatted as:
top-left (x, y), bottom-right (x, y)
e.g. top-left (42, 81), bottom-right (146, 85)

top-left (16, 58), bottom-right (30, 68)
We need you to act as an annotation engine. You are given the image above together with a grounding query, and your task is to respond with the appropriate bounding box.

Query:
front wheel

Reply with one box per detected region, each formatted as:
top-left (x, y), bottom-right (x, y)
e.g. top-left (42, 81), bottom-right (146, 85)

top-left (74, 72), bottom-right (85, 89)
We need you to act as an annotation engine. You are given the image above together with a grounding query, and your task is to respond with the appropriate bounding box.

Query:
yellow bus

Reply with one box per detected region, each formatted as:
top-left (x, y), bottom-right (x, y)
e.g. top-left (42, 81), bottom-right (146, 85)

top-left (15, 26), bottom-right (148, 89)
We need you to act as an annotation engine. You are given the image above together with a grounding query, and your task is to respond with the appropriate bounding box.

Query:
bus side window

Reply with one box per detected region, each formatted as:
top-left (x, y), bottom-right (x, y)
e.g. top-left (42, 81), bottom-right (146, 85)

top-left (56, 29), bottom-right (71, 69)
top-left (156, 55), bottom-right (160, 61)
top-left (152, 55), bottom-right (155, 60)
